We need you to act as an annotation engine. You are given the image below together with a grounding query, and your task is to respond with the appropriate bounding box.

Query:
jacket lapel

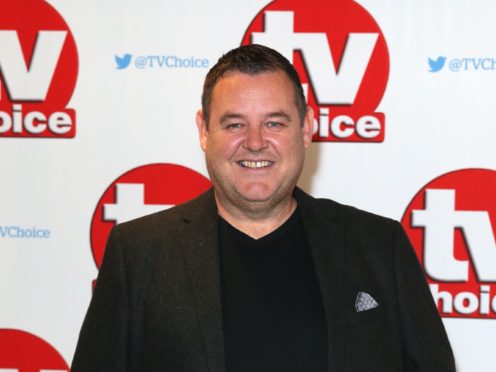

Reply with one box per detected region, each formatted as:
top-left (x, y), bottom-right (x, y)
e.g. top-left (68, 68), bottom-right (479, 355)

top-left (179, 190), bottom-right (226, 372)
top-left (295, 188), bottom-right (348, 372)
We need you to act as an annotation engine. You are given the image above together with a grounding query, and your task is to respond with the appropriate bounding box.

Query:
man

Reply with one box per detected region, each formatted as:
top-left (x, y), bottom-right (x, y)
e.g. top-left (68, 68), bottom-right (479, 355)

top-left (71, 44), bottom-right (455, 371)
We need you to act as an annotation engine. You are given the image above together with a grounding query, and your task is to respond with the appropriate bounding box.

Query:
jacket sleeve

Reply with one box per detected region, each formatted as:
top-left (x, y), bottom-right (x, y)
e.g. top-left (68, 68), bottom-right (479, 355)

top-left (71, 226), bottom-right (129, 372)
top-left (393, 221), bottom-right (456, 371)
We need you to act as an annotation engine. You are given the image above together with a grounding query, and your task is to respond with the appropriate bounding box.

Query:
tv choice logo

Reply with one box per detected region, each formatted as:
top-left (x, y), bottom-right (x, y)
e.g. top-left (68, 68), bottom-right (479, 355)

top-left (114, 53), bottom-right (210, 70)
top-left (242, 0), bottom-right (389, 143)
top-left (428, 55), bottom-right (496, 73)
top-left (0, 0), bottom-right (78, 138)
top-left (0, 329), bottom-right (69, 372)
top-left (0, 225), bottom-right (51, 239)
top-left (401, 168), bottom-right (496, 319)
top-left (90, 163), bottom-right (211, 269)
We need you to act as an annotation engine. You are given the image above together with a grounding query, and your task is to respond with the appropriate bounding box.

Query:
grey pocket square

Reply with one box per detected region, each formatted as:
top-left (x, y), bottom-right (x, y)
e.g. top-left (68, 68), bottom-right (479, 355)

top-left (355, 291), bottom-right (379, 312)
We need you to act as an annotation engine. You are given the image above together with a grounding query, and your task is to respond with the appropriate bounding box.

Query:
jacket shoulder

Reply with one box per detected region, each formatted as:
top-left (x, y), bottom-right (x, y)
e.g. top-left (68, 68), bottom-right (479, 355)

top-left (295, 187), bottom-right (398, 231)
top-left (111, 189), bottom-right (215, 241)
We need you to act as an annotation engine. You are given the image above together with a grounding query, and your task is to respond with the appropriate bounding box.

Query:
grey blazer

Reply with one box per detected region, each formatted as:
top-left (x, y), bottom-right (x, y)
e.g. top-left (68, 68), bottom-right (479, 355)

top-left (71, 188), bottom-right (455, 371)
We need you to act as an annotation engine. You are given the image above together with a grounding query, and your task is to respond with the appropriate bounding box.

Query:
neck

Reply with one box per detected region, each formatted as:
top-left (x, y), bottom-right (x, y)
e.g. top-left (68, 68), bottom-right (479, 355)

top-left (215, 194), bottom-right (297, 239)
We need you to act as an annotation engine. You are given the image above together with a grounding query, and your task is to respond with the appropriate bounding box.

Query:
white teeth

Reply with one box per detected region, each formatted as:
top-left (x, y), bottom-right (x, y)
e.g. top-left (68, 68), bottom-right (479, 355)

top-left (239, 160), bottom-right (271, 168)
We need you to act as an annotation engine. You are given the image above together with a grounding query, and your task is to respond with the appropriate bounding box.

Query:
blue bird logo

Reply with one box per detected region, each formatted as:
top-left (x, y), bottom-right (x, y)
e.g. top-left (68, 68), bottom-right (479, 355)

top-left (115, 54), bottom-right (132, 69)
top-left (428, 56), bottom-right (446, 72)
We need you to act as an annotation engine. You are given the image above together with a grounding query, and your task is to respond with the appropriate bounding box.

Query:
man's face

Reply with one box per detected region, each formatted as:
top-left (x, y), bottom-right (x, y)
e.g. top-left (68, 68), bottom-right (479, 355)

top-left (196, 70), bottom-right (313, 216)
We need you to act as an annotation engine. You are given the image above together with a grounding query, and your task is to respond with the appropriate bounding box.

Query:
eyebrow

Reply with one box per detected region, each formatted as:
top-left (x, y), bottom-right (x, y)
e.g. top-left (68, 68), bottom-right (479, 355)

top-left (219, 111), bottom-right (292, 124)
top-left (264, 111), bottom-right (292, 122)
top-left (219, 112), bottom-right (245, 124)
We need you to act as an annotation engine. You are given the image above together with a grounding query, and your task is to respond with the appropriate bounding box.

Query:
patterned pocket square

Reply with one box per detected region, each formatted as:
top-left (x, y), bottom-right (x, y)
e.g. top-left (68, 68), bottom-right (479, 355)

top-left (355, 291), bottom-right (379, 312)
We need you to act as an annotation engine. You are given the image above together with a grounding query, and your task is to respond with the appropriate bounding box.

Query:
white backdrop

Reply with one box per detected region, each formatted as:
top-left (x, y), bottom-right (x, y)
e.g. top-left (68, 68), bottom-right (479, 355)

top-left (1, 0), bottom-right (495, 370)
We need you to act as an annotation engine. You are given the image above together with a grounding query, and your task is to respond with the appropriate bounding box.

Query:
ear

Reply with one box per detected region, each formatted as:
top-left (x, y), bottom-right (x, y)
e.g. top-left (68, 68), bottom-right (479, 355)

top-left (195, 109), bottom-right (208, 151)
top-left (302, 105), bottom-right (314, 149)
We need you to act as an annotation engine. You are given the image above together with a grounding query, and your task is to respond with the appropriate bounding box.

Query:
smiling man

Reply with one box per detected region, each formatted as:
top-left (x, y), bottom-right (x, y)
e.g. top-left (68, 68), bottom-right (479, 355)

top-left (196, 67), bottom-right (313, 237)
top-left (71, 44), bottom-right (455, 372)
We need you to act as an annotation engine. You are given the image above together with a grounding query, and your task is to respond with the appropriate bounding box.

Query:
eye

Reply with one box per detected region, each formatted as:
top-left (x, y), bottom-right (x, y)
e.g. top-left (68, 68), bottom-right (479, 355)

top-left (225, 123), bottom-right (244, 130)
top-left (265, 121), bottom-right (284, 129)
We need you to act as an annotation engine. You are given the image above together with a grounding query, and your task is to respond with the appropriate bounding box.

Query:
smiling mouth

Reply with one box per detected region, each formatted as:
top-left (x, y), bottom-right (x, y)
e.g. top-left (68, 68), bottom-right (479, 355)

top-left (238, 160), bottom-right (273, 169)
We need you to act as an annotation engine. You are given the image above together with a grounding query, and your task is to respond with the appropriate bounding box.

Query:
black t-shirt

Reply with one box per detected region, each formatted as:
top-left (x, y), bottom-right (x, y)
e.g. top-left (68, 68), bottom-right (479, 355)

top-left (219, 209), bottom-right (328, 372)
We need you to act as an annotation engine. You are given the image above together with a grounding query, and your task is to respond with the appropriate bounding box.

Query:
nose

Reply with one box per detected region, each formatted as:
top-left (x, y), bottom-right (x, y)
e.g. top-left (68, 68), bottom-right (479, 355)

top-left (243, 125), bottom-right (266, 152)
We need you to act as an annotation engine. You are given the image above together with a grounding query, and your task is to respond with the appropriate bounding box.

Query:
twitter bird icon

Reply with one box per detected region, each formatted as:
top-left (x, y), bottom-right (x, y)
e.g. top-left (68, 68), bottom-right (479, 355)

top-left (115, 54), bottom-right (132, 69)
top-left (428, 56), bottom-right (446, 72)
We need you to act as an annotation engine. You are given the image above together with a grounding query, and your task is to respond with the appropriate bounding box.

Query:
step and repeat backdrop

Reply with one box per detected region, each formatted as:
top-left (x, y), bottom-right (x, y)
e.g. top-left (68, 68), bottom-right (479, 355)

top-left (1, 0), bottom-right (495, 370)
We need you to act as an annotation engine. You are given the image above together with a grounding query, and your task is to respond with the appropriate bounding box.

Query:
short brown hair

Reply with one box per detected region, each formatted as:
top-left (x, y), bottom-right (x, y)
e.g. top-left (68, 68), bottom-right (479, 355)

top-left (201, 44), bottom-right (307, 125)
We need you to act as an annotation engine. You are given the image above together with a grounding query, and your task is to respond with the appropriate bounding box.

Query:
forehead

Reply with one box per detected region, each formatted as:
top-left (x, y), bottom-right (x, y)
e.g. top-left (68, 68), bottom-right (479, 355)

top-left (210, 70), bottom-right (297, 112)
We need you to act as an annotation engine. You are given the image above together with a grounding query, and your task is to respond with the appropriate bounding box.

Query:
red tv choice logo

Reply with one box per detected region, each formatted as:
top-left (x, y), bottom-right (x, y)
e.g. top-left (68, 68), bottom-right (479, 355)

top-left (402, 169), bottom-right (496, 319)
top-left (90, 164), bottom-right (211, 269)
top-left (242, 0), bottom-right (389, 143)
top-left (0, 329), bottom-right (69, 372)
top-left (0, 0), bottom-right (78, 138)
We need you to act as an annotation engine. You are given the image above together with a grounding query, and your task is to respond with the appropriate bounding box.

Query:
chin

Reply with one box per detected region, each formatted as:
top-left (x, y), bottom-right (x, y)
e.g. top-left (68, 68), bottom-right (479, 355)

top-left (236, 184), bottom-right (275, 202)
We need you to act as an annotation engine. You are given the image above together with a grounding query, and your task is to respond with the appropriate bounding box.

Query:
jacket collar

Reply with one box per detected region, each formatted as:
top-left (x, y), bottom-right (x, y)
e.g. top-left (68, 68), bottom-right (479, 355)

top-left (179, 189), bottom-right (225, 372)
top-left (295, 188), bottom-right (347, 372)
